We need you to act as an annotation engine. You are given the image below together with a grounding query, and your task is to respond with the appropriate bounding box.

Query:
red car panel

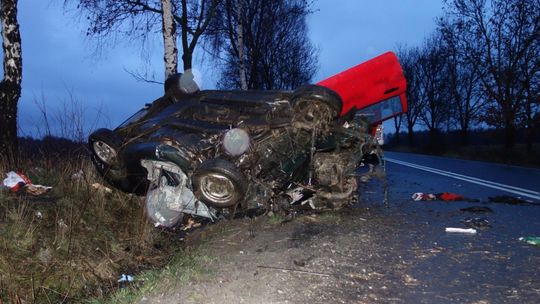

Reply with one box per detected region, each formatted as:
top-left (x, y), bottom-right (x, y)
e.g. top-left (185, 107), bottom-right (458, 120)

top-left (317, 52), bottom-right (407, 119)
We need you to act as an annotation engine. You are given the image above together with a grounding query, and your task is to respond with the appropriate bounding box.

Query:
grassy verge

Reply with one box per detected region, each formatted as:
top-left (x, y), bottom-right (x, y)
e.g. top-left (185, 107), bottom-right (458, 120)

top-left (92, 252), bottom-right (213, 304)
top-left (0, 156), bottom-right (182, 303)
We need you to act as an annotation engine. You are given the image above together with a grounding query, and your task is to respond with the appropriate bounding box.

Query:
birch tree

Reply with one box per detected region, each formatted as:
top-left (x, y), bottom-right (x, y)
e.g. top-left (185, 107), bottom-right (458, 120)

top-left (161, 0), bottom-right (178, 78)
top-left (0, 0), bottom-right (23, 166)
top-left (71, 0), bottom-right (219, 79)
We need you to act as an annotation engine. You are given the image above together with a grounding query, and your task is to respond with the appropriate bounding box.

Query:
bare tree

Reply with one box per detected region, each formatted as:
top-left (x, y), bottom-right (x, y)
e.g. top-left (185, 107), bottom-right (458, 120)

top-left (439, 16), bottom-right (485, 145)
top-left (0, 0), bottom-right (23, 167)
top-left (416, 34), bottom-right (451, 146)
top-left (161, 0), bottom-right (178, 78)
top-left (397, 46), bottom-right (424, 147)
top-left (443, 0), bottom-right (540, 149)
top-left (208, 0), bottom-right (317, 90)
top-left (70, 0), bottom-right (220, 79)
top-left (392, 115), bottom-right (403, 144)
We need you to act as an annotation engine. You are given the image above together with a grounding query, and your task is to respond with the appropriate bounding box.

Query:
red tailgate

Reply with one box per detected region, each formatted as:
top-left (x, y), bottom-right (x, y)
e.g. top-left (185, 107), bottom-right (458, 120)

top-left (317, 52), bottom-right (407, 118)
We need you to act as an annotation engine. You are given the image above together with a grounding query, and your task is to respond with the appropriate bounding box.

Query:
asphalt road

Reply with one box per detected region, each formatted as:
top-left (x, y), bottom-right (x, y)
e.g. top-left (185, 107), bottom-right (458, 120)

top-left (360, 151), bottom-right (540, 303)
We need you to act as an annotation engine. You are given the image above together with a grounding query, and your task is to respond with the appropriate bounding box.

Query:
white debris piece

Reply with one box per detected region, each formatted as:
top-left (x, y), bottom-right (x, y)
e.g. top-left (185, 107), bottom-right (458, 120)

top-left (2, 171), bottom-right (26, 188)
top-left (118, 274), bottom-right (134, 283)
top-left (445, 227), bottom-right (477, 234)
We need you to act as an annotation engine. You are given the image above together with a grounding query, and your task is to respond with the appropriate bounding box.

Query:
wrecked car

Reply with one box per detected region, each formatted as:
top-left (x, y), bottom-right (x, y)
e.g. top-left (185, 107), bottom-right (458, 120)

top-left (89, 52), bottom-right (407, 227)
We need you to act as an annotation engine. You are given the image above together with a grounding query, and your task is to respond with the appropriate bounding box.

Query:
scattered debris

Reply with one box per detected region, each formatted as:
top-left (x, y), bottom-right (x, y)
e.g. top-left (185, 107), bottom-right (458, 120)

top-left (3, 171), bottom-right (31, 192)
top-left (26, 184), bottom-right (52, 196)
top-left (445, 227), bottom-right (477, 234)
top-left (519, 237), bottom-right (540, 246)
top-left (118, 274), bottom-right (135, 289)
top-left (403, 274), bottom-right (419, 285)
top-left (71, 170), bottom-right (85, 180)
top-left (57, 219), bottom-right (69, 230)
top-left (412, 192), bottom-right (478, 202)
top-left (438, 192), bottom-right (465, 201)
top-left (412, 192), bottom-right (437, 201)
top-left (461, 217), bottom-right (491, 229)
top-left (2, 171), bottom-right (52, 195)
top-left (117, 274), bottom-right (134, 283)
top-left (489, 195), bottom-right (532, 205)
top-left (35, 211), bottom-right (43, 219)
top-left (460, 206), bottom-right (493, 213)
top-left (91, 182), bottom-right (113, 193)
top-left (182, 217), bottom-right (202, 231)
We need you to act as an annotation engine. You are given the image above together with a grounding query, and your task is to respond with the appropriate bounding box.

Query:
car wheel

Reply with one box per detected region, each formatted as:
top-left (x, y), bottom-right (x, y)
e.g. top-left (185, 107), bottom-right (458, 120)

top-left (192, 159), bottom-right (247, 208)
top-left (89, 128), bottom-right (133, 191)
top-left (291, 85), bottom-right (342, 129)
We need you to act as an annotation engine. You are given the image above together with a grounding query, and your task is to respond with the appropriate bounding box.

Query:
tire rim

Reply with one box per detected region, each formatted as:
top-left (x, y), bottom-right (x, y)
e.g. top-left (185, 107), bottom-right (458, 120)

top-left (198, 173), bottom-right (236, 204)
top-left (93, 140), bottom-right (117, 165)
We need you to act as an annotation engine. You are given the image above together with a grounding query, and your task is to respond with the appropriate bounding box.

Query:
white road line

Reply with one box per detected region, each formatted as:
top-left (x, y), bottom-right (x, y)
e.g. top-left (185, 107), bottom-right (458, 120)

top-left (386, 158), bottom-right (540, 195)
top-left (385, 157), bottom-right (540, 201)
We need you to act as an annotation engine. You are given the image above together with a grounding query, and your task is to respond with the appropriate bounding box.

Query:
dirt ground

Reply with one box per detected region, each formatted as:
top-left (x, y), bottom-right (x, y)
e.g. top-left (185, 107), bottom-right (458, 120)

top-left (139, 204), bottom-right (423, 304)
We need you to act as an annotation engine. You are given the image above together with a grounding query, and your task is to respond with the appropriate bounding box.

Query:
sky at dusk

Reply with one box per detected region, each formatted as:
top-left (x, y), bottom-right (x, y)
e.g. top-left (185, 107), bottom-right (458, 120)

top-left (5, 0), bottom-right (444, 138)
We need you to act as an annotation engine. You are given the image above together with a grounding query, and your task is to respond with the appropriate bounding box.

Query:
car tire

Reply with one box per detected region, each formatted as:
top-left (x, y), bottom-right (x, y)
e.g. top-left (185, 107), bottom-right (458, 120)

top-left (192, 159), bottom-right (247, 208)
top-left (291, 85), bottom-right (342, 128)
top-left (89, 128), bottom-right (132, 192)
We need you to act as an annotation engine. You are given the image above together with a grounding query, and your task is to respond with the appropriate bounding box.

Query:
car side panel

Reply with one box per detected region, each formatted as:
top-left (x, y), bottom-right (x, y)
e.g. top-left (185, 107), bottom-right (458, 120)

top-left (317, 52), bottom-right (407, 116)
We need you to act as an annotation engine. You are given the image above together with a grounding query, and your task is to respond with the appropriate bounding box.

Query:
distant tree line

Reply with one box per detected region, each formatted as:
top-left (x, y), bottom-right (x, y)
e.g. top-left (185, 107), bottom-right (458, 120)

top-left (394, 0), bottom-right (539, 150)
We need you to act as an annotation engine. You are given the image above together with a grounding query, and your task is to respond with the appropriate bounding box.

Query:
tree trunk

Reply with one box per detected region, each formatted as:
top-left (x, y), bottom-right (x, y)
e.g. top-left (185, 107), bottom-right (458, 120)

top-left (393, 115), bottom-right (402, 145)
top-left (0, 0), bottom-right (23, 167)
top-left (460, 127), bottom-right (469, 146)
top-left (161, 0), bottom-right (178, 80)
top-left (179, 0), bottom-right (191, 71)
top-left (504, 122), bottom-right (516, 151)
top-left (407, 125), bottom-right (415, 147)
top-left (236, 0), bottom-right (247, 90)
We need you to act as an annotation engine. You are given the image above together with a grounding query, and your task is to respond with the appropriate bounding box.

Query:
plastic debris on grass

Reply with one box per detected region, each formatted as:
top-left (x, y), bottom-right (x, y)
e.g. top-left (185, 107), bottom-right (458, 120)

top-left (2, 171), bottom-right (52, 195)
top-left (118, 274), bottom-right (134, 283)
top-left (91, 182), bottom-right (113, 193)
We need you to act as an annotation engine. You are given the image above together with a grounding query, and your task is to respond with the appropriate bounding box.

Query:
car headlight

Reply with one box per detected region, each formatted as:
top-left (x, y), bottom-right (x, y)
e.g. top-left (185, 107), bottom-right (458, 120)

top-left (222, 128), bottom-right (250, 156)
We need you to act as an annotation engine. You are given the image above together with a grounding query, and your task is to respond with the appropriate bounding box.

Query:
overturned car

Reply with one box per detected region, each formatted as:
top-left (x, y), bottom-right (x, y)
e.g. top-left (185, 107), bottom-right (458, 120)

top-left (89, 52), bottom-right (407, 227)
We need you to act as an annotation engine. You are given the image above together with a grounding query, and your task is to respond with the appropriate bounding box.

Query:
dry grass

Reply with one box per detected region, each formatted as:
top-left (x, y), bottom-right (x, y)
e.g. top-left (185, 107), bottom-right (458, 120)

top-left (0, 155), bottom-right (182, 303)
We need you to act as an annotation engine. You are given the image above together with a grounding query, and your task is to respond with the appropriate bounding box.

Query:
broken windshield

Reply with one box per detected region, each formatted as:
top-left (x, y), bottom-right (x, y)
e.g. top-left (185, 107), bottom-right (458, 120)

top-left (356, 95), bottom-right (403, 124)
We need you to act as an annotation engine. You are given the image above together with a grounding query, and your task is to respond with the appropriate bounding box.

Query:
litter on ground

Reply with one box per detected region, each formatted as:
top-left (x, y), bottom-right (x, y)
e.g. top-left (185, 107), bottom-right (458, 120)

top-left (2, 171), bottom-right (52, 195)
top-left (411, 192), bottom-right (478, 202)
top-left (519, 237), bottom-right (540, 246)
top-left (445, 227), bottom-right (477, 234)
top-left (460, 206), bottom-right (493, 213)
top-left (461, 217), bottom-right (491, 229)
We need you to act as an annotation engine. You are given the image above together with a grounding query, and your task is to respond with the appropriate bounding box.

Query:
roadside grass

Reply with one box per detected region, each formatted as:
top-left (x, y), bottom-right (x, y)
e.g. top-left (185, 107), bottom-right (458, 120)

top-left (91, 252), bottom-right (213, 304)
top-left (0, 155), bottom-right (182, 303)
top-left (268, 213), bottom-right (287, 224)
top-left (91, 220), bottom-right (247, 303)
